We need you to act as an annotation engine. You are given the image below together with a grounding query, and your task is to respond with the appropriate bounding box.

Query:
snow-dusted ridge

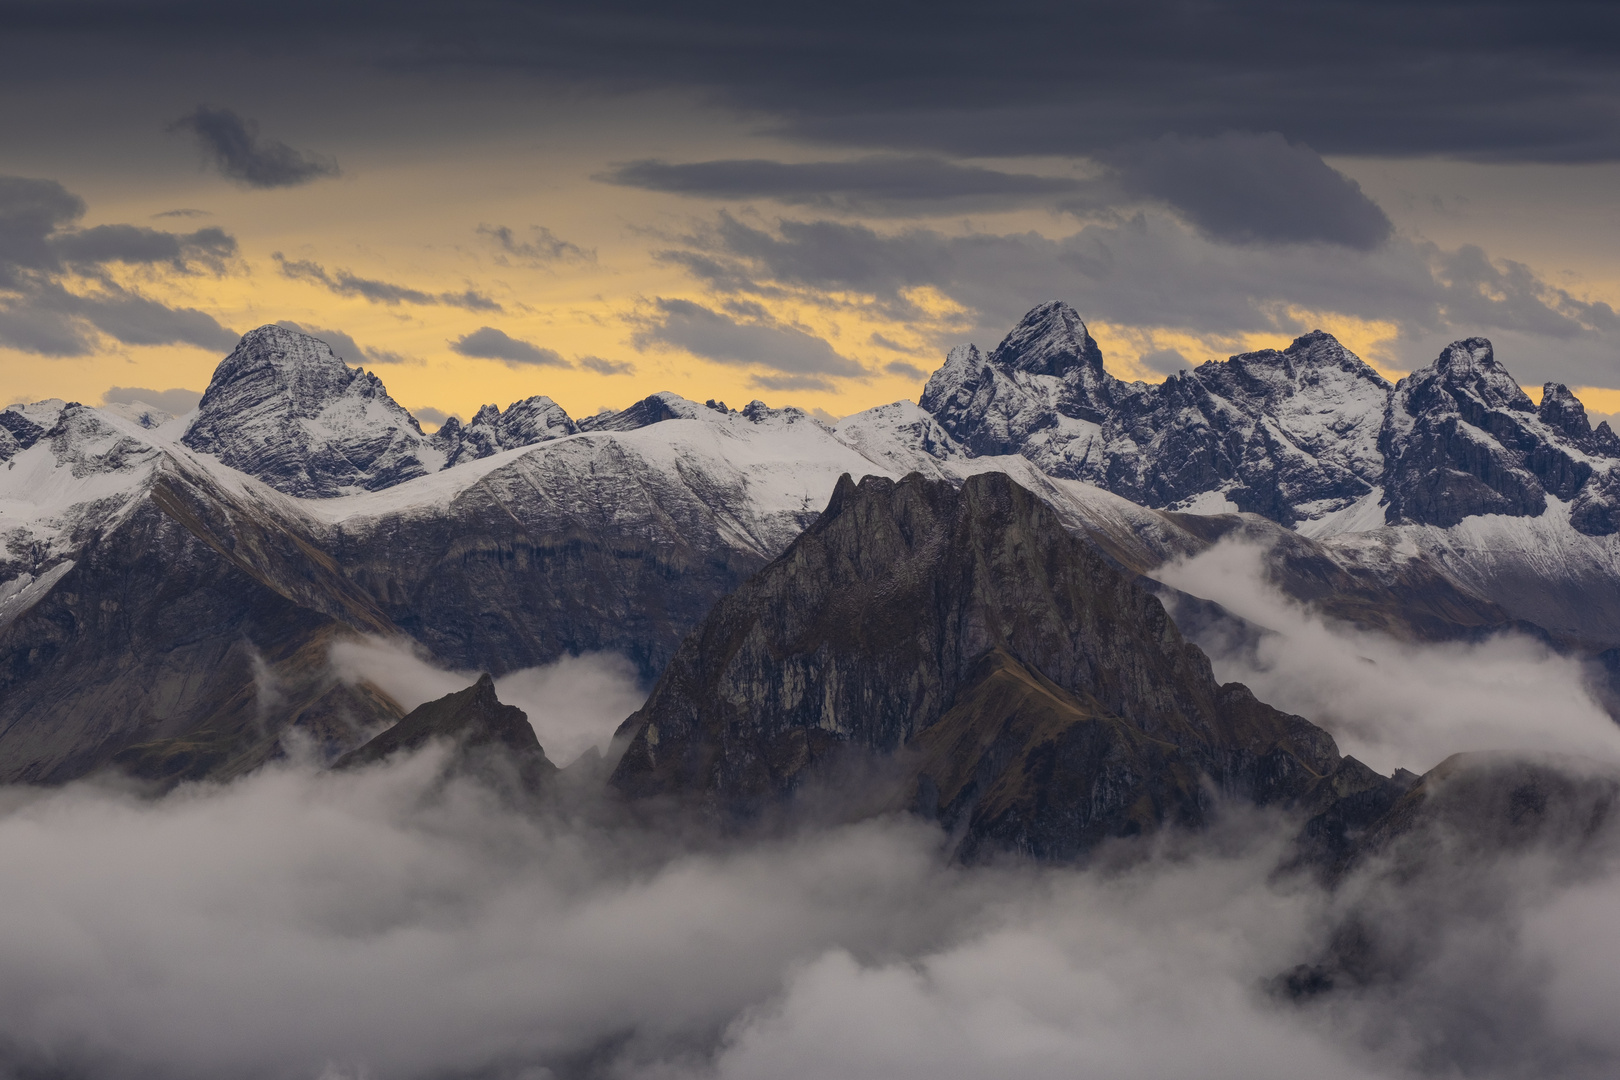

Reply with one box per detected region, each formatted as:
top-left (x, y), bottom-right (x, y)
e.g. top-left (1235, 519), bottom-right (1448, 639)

top-left (6, 309), bottom-right (1620, 784)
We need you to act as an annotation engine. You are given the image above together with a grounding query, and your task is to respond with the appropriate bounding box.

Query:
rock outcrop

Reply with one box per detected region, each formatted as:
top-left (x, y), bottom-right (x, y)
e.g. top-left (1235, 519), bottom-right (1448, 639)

top-left (610, 471), bottom-right (1390, 859)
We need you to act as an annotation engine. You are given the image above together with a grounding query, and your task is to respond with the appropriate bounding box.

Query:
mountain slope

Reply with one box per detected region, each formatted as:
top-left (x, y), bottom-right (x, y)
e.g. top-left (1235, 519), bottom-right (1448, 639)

top-left (609, 471), bottom-right (1382, 857)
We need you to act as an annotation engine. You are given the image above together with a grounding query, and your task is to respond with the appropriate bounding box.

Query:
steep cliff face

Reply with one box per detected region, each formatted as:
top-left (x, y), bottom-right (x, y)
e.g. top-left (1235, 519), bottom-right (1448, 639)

top-left (182, 325), bottom-right (444, 497)
top-left (610, 472), bottom-right (1373, 858)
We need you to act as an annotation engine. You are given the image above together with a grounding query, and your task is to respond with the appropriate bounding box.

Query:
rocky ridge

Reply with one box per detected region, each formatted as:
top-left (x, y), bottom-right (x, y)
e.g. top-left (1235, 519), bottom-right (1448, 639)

top-left (434, 396), bottom-right (577, 467)
top-left (922, 302), bottom-right (1620, 533)
top-left (6, 310), bottom-right (1620, 787)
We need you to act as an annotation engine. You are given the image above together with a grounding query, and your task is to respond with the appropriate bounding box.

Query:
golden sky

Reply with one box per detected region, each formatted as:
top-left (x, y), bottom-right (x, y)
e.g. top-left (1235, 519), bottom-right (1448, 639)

top-left (6, 89), bottom-right (1620, 427)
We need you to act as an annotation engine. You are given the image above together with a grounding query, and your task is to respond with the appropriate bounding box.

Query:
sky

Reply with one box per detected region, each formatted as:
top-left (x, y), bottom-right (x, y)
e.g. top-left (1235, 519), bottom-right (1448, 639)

top-left (2, 0), bottom-right (1620, 425)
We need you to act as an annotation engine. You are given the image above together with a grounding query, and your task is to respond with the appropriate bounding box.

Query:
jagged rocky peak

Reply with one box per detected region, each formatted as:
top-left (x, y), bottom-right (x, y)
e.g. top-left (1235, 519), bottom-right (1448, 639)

top-left (920, 307), bottom-right (1397, 526)
top-left (1435, 337), bottom-right (1535, 410)
top-left (1538, 382), bottom-right (1592, 440)
top-left (611, 470), bottom-right (1366, 860)
top-left (437, 395), bottom-right (577, 467)
top-left (182, 325), bottom-right (440, 498)
top-left (1198, 330), bottom-right (1390, 405)
top-left (989, 300), bottom-right (1107, 378)
top-left (1381, 336), bottom-right (1617, 530)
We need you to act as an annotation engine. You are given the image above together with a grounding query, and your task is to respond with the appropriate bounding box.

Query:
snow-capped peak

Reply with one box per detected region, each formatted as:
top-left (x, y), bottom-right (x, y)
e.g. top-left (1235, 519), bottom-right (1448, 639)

top-left (181, 325), bottom-right (440, 498)
top-left (987, 300), bottom-right (1107, 379)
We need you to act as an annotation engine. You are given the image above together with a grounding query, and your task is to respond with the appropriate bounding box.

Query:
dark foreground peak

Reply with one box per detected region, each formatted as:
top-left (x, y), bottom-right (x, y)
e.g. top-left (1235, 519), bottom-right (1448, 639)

top-left (334, 673), bottom-right (556, 791)
top-left (610, 470), bottom-right (1384, 860)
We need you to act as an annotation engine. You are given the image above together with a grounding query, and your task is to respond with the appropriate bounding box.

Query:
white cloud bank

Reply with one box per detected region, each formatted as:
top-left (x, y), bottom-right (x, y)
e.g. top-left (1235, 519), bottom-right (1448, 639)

top-left (1153, 539), bottom-right (1620, 774)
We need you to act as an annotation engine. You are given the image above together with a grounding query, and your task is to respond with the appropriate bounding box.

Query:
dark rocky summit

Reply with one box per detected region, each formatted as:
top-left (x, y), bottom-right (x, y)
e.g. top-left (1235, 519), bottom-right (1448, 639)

top-left (334, 673), bottom-right (556, 790)
top-left (610, 471), bottom-right (1398, 859)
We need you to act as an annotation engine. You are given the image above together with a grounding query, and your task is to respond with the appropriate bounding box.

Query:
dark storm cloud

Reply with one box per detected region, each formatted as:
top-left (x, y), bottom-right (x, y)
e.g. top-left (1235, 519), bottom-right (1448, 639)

top-left (1138, 347), bottom-right (1193, 377)
top-left (168, 106), bottom-right (339, 189)
top-left (449, 325), bottom-right (569, 367)
top-left (630, 297), bottom-right (866, 379)
top-left (6, 2), bottom-right (1617, 164)
top-left (273, 253), bottom-right (502, 311)
top-left (600, 155), bottom-right (1085, 215)
top-left (661, 211), bottom-right (1620, 386)
top-left (611, 139), bottom-right (1387, 248)
top-left (883, 360), bottom-right (927, 380)
top-left (0, 176), bottom-right (238, 356)
top-left (477, 224), bottom-right (595, 264)
top-left (1096, 133), bottom-right (1395, 250)
top-left (411, 405), bottom-right (456, 425)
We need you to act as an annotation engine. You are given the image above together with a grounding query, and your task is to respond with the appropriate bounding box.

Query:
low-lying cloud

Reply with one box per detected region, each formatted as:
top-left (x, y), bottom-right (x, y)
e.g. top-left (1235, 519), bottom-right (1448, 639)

top-left (1153, 538), bottom-right (1620, 774)
top-left (101, 385), bottom-right (203, 415)
top-left (0, 619), bottom-right (1612, 1076)
top-left (0, 750), bottom-right (1614, 1078)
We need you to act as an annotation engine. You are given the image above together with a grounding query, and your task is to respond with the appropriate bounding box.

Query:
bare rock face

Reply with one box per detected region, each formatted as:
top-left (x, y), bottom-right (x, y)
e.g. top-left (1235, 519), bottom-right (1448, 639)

top-left (610, 471), bottom-right (1369, 859)
top-left (182, 325), bottom-right (440, 497)
top-left (333, 673), bottom-right (556, 791)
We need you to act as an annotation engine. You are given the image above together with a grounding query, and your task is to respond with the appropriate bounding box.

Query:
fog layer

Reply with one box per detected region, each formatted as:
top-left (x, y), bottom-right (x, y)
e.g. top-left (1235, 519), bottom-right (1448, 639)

top-left (0, 586), bottom-right (1616, 1077)
top-left (1153, 539), bottom-right (1620, 774)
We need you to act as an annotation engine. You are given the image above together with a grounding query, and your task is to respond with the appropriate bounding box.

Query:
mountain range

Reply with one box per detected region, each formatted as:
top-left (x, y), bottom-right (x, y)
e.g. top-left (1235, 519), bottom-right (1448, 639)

top-left (2, 304), bottom-right (1618, 866)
